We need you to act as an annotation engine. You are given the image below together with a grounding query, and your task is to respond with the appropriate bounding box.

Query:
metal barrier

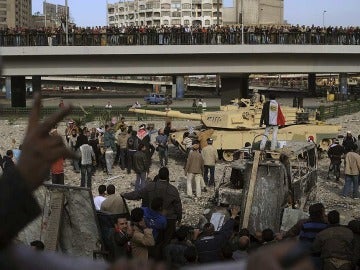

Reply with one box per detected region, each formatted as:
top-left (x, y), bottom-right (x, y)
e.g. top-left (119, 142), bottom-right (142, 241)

top-left (0, 31), bottom-right (359, 47)
top-left (318, 100), bottom-right (360, 121)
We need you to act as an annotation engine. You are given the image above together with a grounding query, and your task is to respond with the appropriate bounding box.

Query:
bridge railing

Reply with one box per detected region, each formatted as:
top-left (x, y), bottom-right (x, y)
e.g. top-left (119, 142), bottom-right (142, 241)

top-left (0, 32), bottom-right (359, 47)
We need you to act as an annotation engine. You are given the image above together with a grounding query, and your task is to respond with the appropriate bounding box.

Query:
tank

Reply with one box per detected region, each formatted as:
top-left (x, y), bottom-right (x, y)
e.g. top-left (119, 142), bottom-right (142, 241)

top-left (129, 99), bottom-right (341, 161)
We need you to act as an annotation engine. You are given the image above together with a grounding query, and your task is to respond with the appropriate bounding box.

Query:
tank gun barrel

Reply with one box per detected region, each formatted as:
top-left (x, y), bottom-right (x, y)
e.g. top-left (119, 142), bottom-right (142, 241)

top-left (128, 108), bottom-right (202, 120)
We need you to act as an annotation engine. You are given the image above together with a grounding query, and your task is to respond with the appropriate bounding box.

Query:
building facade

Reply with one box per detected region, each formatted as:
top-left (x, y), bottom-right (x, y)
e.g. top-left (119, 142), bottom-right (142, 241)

top-left (0, 0), bottom-right (32, 28)
top-left (107, 0), bottom-right (223, 27)
top-left (37, 1), bottom-right (69, 28)
top-left (107, 0), bottom-right (283, 27)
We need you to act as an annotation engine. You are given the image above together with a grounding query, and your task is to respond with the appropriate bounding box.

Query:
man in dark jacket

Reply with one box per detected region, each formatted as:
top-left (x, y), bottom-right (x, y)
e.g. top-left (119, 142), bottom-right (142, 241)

top-left (110, 216), bottom-right (133, 261)
top-left (126, 130), bottom-right (139, 174)
top-left (2, 150), bottom-right (15, 175)
top-left (312, 210), bottom-right (354, 270)
top-left (122, 167), bottom-right (182, 257)
top-left (343, 131), bottom-right (357, 154)
top-left (194, 206), bottom-right (239, 263)
top-left (133, 143), bottom-right (149, 191)
top-left (327, 139), bottom-right (345, 181)
top-left (164, 226), bottom-right (194, 267)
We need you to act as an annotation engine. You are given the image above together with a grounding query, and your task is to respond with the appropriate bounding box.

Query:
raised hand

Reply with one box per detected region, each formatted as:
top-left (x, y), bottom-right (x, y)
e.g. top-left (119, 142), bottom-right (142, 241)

top-left (17, 93), bottom-right (78, 191)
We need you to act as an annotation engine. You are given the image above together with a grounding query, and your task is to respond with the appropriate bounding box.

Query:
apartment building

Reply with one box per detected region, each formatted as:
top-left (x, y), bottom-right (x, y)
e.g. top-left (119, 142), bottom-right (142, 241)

top-left (0, 0), bottom-right (32, 28)
top-left (107, 0), bottom-right (223, 27)
top-left (107, 0), bottom-right (283, 27)
top-left (32, 1), bottom-right (69, 28)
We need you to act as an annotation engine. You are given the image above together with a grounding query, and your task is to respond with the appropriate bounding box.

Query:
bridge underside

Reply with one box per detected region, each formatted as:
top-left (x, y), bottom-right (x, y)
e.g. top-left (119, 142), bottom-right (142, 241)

top-left (2, 45), bottom-right (360, 106)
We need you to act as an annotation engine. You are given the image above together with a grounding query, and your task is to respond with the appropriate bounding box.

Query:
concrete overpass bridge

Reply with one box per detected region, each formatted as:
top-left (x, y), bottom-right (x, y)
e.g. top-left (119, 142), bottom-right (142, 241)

top-left (1, 45), bottom-right (360, 106)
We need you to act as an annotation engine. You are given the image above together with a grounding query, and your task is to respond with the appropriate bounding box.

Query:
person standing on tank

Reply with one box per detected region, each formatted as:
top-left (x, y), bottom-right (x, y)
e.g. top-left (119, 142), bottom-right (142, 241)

top-left (259, 94), bottom-right (285, 151)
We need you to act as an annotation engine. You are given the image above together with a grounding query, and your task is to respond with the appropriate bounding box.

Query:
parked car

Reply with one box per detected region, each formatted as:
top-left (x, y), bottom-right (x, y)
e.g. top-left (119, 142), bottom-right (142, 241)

top-left (144, 93), bottom-right (172, 105)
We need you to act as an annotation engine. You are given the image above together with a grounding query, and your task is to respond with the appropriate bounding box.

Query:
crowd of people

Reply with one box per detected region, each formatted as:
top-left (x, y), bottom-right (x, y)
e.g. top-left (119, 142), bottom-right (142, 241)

top-left (327, 131), bottom-right (360, 199)
top-left (1, 24), bottom-right (360, 46)
top-left (2, 94), bottom-right (360, 270)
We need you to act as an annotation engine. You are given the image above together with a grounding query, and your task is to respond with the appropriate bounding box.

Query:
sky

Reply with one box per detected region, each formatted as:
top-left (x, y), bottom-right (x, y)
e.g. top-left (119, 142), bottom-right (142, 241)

top-left (32, 0), bottom-right (360, 27)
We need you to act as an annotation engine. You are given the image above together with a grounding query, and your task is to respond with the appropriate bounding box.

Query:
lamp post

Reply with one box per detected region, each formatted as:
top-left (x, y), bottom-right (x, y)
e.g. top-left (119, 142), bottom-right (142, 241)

top-left (65, 0), bottom-right (69, 45)
top-left (44, 0), bottom-right (47, 27)
top-left (216, 0), bottom-right (219, 25)
top-left (322, 10), bottom-right (327, 27)
top-left (241, 0), bottom-right (244, 44)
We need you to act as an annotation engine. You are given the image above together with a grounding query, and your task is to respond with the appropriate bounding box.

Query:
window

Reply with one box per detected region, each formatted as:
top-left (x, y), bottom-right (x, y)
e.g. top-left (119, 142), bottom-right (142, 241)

top-left (161, 3), bottom-right (170, 9)
top-left (184, 19), bottom-right (190, 25)
top-left (146, 3), bottom-right (152, 9)
top-left (172, 11), bottom-right (181, 17)
top-left (171, 19), bottom-right (181, 25)
top-left (203, 11), bottom-right (211, 16)
top-left (162, 11), bottom-right (170, 16)
top-left (182, 3), bottom-right (191, 9)
top-left (163, 19), bottom-right (169, 25)
top-left (205, 19), bottom-right (210, 25)
top-left (171, 3), bottom-right (181, 9)
top-left (203, 3), bottom-right (212, 9)
top-left (182, 11), bottom-right (191, 16)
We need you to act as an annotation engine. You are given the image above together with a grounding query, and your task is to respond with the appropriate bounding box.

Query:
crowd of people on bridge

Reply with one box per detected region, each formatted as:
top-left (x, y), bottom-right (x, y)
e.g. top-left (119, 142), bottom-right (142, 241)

top-left (1, 24), bottom-right (360, 46)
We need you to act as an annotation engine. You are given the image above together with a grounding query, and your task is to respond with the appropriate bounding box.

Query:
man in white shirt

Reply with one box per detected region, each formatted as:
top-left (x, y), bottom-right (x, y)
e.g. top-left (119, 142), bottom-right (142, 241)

top-left (105, 101), bottom-right (112, 108)
top-left (94, 185), bottom-right (106, 211)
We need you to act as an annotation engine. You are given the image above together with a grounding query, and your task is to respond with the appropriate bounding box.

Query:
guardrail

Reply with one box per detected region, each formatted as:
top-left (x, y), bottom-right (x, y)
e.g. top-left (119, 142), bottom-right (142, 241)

top-left (0, 32), bottom-right (359, 46)
top-left (317, 100), bottom-right (360, 121)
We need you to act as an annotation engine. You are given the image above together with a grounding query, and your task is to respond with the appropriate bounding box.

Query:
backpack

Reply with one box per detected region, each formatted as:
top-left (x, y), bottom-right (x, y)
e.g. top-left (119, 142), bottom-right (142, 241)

top-left (127, 136), bottom-right (138, 150)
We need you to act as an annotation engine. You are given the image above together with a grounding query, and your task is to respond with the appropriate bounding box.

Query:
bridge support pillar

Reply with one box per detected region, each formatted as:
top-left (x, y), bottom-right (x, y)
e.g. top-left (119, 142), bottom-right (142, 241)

top-left (220, 74), bottom-right (249, 105)
top-left (32, 75), bottom-right (42, 93)
top-left (5, 77), bottom-right (11, 100)
top-left (308, 73), bottom-right (316, 96)
top-left (175, 76), bottom-right (185, 99)
top-left (339, 73), bottom-right (348, 100)
top-left (10, 76), bottom-right (26, 107)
